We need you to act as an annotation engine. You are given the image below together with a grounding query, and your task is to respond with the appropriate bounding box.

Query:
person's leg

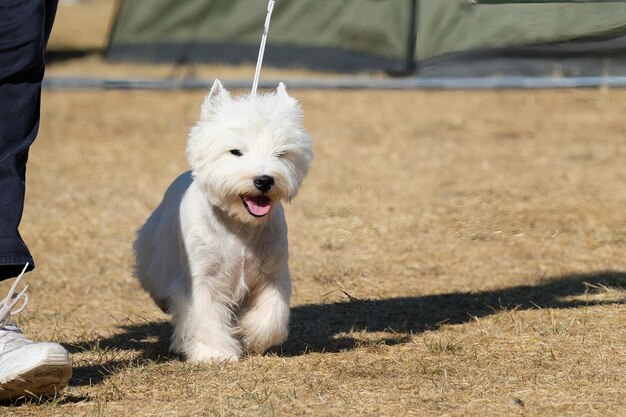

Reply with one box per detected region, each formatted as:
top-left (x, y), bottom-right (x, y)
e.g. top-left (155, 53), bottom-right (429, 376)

top-left (0, 0), bottom-right (70, 401)
top-left (0, 0), bottom-right (58, 281)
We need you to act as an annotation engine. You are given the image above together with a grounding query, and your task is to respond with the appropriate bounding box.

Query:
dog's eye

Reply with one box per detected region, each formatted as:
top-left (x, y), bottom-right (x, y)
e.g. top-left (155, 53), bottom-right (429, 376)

top-left (230, 149), bottom-right (243, 157)
top-left (275, 151), bottom-right (286, 158)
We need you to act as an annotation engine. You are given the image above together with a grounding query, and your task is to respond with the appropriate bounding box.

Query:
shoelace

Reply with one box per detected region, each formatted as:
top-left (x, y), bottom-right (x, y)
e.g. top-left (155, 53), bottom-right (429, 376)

top-left (0, 264), bottom-right (30, 329)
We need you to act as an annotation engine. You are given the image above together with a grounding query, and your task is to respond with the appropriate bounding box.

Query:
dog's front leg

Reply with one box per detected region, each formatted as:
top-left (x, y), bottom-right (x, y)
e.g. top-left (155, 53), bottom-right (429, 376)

top-left (238, 269), bottom-right (292, 355)
top-left (170, 280), bottom-right (242, 362)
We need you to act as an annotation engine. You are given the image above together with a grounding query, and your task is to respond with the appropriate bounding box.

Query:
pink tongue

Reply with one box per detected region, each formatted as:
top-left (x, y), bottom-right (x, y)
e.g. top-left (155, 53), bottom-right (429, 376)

top-left (244, 196), bottom-right (272, 216)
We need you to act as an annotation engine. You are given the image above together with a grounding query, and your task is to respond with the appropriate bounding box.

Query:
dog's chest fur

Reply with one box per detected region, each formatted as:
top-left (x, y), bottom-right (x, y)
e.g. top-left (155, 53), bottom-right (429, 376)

top-left (210, 233), bottom-right (276, 304)
top-left (181, 183), bottom-right (287, 302)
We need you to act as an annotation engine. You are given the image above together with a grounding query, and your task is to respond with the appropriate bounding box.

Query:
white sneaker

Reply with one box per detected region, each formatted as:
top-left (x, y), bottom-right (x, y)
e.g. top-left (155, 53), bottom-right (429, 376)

top-left (0, 264), bottom-right (71, 400)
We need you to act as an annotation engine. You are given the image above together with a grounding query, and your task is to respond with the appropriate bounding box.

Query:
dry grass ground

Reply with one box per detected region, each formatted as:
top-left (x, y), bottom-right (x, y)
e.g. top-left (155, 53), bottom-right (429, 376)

top-left (2, 1), bottom-right (625, 416)
top-left (2, 86), bottom-right (624, 417)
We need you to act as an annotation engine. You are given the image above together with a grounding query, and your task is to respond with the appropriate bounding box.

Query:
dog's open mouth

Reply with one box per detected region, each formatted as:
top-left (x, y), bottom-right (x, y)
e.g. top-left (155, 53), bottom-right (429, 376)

top-left (242, 195), bottom-right (272, 217)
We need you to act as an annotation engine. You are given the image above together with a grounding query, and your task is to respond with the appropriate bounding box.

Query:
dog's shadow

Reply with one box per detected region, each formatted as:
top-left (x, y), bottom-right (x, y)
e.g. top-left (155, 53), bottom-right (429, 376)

top-left (67, 270), bottom-right (625, 386)
top-left (280, 271), bottom-right (626, 355)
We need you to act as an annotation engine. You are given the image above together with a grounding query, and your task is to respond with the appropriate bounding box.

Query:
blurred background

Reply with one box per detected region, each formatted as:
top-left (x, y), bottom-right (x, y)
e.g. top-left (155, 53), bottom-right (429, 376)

top-left (47, 0), bottom-right (626, 89)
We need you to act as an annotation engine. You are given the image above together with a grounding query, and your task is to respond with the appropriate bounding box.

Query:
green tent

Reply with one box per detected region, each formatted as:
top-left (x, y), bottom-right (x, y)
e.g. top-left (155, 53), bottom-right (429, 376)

top-left (107, 0), bottom-right (626, 75)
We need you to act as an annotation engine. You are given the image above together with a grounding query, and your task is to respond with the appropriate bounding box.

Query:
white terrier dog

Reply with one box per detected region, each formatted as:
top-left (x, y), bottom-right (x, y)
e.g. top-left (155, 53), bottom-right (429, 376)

top-left (134, 80), bottom-right (313, 362)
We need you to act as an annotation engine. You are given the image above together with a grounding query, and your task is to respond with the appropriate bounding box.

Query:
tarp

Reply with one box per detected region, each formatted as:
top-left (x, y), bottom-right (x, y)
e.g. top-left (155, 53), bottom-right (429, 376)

top-left (107, 0), bottom-right (626, 75)
top-left (108, 0), bottom-right (414, 72)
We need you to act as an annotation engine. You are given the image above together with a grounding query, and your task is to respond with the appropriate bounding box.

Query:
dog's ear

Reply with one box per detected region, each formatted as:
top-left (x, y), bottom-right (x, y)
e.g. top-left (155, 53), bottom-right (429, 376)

top-left (277, 82), bottom-right (299, 109)
top-left (200, 79), bottom-right (230, 121)
top-left (276, 82), bottom-right (289, 98)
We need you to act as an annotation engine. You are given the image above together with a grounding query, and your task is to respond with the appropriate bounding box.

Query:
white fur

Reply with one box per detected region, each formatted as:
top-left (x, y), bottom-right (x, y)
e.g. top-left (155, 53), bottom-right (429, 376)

top-left (134, 80), bottom-right (313, 362)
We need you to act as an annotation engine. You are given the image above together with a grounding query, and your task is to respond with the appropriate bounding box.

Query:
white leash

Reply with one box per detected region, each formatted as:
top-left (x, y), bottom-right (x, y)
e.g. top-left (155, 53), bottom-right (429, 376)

top-left (251, 0), bottom-right (275, 97)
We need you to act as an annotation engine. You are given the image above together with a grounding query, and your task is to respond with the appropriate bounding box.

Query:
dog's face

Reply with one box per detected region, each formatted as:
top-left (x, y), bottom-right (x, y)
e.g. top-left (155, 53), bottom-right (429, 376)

top-left (187, 80), bottom-right (313, 224)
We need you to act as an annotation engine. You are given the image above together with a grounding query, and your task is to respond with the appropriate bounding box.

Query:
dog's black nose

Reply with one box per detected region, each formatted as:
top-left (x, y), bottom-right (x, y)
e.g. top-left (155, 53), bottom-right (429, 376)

top-left (253, 175), bottom-right (274, 193)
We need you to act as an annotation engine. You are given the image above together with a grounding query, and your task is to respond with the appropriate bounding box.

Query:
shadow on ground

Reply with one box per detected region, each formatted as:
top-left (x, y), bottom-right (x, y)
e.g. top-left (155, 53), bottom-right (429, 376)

top-left (280, 270), bottom-right (625, 355)
top-left (66, 270), bottom-right (625, 387)
top-left (65, 319), bottom-right (179, 387)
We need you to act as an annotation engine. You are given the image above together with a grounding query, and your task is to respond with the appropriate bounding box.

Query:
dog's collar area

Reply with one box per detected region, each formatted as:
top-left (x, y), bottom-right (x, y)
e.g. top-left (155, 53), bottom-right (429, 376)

top-left (242, 195), bottom-right (272, 217)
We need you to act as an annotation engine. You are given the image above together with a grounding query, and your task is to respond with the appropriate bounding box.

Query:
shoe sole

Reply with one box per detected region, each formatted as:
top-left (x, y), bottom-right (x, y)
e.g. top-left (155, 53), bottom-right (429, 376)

top-left (0, 343), bottom-right (72, 401)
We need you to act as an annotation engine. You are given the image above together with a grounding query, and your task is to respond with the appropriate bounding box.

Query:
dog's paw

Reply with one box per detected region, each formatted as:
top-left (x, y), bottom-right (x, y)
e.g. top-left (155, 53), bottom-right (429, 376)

top-left (239, 306), bottom-right (289, 355)
top-left (243, 336), bottom-right (288, 355)
top-left (240, 322), bottom-right (289, 355)
top-left (186, 343), bottom-right (241, 363)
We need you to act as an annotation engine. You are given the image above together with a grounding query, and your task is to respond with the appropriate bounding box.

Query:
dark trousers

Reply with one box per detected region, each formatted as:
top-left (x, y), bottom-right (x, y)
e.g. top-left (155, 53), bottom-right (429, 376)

top-left (0, 0), bottom-right (57, 281)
